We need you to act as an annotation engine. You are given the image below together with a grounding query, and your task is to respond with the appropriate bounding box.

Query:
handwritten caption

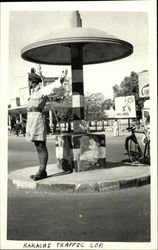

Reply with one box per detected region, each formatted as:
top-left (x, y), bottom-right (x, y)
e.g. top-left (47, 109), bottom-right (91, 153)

top-left (23, 242), bottom-right (104, 249)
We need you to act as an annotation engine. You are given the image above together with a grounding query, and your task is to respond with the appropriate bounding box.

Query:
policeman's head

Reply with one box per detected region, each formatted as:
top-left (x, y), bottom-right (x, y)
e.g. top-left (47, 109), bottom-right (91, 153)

top-left (29, 73), bottom-right (42, 89)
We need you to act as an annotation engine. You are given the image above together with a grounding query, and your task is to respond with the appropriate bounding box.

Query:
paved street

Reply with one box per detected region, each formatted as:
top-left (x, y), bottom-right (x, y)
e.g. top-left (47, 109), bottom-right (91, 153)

top-left (8, 183), bottom-right (150, 242)
top-left (7, 131), bottom-right (150, 242)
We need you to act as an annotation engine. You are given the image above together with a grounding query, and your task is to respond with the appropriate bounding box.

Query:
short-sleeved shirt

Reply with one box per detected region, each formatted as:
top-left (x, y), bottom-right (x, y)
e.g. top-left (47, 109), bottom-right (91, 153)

top-left (26, 85), bottom-right (47, 142)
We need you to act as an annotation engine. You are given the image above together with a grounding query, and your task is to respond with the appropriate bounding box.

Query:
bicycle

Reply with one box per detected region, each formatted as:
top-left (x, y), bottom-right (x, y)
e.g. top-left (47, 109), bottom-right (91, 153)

top-left (124, 126), bottom-right (150, 165)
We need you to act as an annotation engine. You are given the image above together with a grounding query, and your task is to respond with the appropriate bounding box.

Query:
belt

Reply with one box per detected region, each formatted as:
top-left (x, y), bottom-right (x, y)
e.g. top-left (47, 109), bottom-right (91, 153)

top-left (28, 107), bottom-right (42, 112)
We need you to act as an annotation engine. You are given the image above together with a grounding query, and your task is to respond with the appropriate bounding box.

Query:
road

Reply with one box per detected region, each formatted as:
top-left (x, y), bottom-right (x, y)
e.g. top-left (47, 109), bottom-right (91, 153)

top-left (8, 131), bottom-right (129, 173)
top-left (7, 131), bottom-right (150, 242)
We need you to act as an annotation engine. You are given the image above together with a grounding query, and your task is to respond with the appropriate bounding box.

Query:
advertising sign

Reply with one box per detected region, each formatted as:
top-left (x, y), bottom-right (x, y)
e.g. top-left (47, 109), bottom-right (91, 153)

top-left (115, 95), bottom-right (136, 118)
top-left (138, 70), bottom-right (149, 98)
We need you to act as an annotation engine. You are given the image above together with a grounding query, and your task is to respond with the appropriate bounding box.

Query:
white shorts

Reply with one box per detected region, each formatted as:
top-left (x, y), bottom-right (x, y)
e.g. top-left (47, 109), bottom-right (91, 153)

top-left (26, 112), bottom-right (46, 142)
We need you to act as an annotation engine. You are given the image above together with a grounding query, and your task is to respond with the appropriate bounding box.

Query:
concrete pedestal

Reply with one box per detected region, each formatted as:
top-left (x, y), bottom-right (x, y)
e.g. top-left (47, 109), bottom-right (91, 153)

top-left (55, 133), bottom-right (106, 172)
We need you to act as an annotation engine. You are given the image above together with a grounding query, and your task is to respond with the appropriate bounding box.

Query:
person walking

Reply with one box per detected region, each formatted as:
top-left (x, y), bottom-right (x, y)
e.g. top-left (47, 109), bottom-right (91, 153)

top-left (26, 71), bottom-right (53, 181)
top-left (112, 119), bottom-right (119, 137)
top-left (21, 121), bottom-right (26, 137)
top-left (15, 120), bottom-right (20, 136)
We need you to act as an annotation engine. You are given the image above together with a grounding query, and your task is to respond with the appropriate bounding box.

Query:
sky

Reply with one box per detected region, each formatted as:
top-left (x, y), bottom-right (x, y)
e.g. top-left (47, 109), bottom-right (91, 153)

top-left (8, 6), bottom-right (149, 103)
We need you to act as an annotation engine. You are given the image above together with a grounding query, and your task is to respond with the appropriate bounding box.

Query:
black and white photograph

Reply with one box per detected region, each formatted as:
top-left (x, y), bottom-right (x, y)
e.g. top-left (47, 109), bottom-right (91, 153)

top-left (0, 1), bottom-right (157, 249)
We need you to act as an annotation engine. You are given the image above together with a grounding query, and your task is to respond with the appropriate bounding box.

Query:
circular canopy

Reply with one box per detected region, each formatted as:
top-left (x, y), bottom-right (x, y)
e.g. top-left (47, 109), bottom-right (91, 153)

top-left (21, 27), bottom-right (133, 65)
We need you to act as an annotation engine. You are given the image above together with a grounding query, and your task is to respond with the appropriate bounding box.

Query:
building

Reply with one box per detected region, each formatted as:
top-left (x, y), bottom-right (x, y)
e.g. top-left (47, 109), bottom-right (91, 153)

top-left (138, 70), bottom-right (150, 123)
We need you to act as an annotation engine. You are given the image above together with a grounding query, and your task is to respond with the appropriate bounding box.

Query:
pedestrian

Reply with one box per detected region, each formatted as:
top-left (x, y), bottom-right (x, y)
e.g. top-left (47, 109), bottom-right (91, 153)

top-left (15, 120), bottom-right (20, 136)
top-left (26, 71), bottom-right (53, 181)
top-left (21, 121), bottom-right (26, 136)
top-left (112, 119), bottom-right (119, 136)
top-left (8, 125), bottom-right (11, 134)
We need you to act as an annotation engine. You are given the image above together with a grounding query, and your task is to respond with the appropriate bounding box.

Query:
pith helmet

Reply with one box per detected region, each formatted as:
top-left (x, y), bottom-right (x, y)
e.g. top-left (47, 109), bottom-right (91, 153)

top-left (28, 72), bottom-right (42, 83)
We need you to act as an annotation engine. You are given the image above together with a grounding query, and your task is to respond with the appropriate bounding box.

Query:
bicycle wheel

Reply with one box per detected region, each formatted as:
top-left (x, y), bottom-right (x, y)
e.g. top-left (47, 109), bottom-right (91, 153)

top-left (128, 139), bottom-right (143, 163)
top-left (144, 140), bottom-right (150, 165)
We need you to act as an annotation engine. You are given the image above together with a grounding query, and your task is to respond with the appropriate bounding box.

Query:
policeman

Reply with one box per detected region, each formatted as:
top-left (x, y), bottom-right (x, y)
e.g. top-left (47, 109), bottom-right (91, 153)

top-left (26, 72), bottom-right (53, 181)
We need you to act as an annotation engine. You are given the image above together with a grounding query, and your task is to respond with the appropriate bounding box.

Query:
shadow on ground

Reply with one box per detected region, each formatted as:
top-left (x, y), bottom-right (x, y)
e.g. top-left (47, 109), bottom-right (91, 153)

top-left (47, 170), bottom-right (72, 179)
top-left (105, 160), bottom-right (149, 168)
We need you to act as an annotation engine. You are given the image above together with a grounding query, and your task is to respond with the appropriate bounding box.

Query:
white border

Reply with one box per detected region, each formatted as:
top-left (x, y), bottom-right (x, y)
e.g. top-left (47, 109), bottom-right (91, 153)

top-left (0, 1), bottom-right (157, 249)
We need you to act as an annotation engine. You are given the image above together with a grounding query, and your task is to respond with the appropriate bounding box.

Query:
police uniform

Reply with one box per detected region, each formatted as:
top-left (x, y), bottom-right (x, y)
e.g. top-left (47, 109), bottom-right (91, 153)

top-left (26, 73), bottom-right (47, 142)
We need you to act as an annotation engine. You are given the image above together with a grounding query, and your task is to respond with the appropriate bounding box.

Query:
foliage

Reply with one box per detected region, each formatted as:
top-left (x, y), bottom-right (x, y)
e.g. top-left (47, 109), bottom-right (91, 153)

top-left (56, 107), bottom-right (72, 122)
top-left (49, 86), bottom-right (114, 122)
top-left (84, 93), bottom-right (114, 120)
top-left (50, 86), bottom-right (66, 102)
top-left (113, 71), bottom-right (139, 98)
top-left (103, 98), bottom-right (115, 110)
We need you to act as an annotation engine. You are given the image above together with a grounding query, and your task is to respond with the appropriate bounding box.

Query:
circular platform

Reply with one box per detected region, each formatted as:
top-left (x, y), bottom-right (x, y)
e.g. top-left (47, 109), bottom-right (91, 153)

top-left (8, 164), bottom-right (150, 193)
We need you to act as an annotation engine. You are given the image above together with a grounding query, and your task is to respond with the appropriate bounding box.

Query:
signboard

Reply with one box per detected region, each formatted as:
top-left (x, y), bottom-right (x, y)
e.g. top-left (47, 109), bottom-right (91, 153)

top-left (43, 77), bottom-right (58, 85)
top-left (115, 95), bottom-right (136, 118)
top-left (138, 70), bottom-right (149, 98)
top-left (19, 87), bottom-right (29, 106)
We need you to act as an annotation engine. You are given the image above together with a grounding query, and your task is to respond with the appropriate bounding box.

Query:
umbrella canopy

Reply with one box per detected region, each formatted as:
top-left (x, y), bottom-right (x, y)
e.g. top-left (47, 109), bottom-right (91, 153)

top-left (21, 26), bottom-right (133, 65)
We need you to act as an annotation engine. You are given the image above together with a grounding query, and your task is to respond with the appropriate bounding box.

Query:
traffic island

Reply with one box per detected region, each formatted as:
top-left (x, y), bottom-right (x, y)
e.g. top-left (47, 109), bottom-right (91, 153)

top-left (8, 164), bottom-right (150, 193)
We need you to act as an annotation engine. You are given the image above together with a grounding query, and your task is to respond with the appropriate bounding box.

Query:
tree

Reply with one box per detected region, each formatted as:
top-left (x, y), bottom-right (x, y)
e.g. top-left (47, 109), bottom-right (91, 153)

top-left (48, 86), bottom-right (114, 124)
top-left (103, 98), bottom-right (115, 110)
top-left (113, 71), bottom-right (139, 98)
top-left (84, 93), bottom-right (114, 121)
top-left (56, 107), bottom-right (72, 132)
top-left (49, 86), bottom-right (67, 102)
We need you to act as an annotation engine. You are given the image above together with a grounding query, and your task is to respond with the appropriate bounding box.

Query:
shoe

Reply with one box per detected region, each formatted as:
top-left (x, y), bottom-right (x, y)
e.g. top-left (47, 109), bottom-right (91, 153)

top-left (30, 170), bottom-right (47, 181)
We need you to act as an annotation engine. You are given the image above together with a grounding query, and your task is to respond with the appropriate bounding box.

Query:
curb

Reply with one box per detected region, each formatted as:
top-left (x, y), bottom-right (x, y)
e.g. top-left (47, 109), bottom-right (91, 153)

top-left (8, 165), bottom-right (150, 193)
